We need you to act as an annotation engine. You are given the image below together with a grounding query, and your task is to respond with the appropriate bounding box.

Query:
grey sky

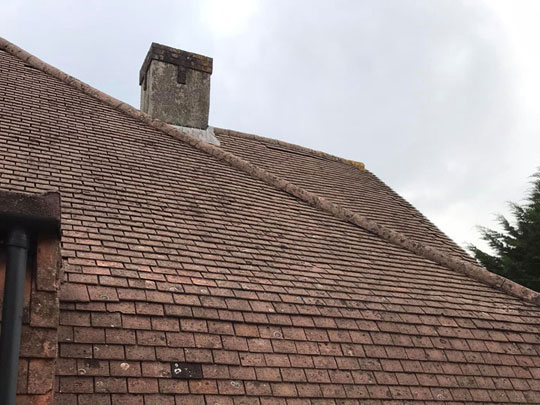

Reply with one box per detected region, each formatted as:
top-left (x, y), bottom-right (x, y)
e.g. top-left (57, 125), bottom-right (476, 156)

top-left (2, 0), bottom-right (539, 252)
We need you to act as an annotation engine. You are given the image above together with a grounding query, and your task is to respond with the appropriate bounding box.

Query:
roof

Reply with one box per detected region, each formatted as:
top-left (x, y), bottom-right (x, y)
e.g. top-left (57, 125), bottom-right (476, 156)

top-left (0, 37), bottom-right (539, 404)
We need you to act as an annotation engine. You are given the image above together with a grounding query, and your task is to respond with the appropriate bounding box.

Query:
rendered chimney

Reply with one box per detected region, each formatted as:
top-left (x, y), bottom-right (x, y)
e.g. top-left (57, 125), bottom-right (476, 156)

top-left (140, 43), bottom-right (212, 129)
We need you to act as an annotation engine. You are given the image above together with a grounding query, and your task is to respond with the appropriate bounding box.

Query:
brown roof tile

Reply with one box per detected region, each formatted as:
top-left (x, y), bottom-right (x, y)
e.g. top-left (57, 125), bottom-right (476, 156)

top-left (1, 37), bottom-right (540, 404)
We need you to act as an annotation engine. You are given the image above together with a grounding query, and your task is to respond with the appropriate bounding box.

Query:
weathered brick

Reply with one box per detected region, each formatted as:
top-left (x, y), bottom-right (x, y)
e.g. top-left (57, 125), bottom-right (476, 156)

top-left (248, 338), bottom-right (273, 353)
top-left (158, 378), bottom-right (189, 394)
top-left (30, 291), bottom-right (58, 328)
top-left (151, 317), bottom-right (179, 331)
top-left (218, 379), bottom-right (246, 395)
top-left (27, 359), bottom-right (55, 394)
top-left (20, 326), bottom-right (57, 358)
top-left (77, 359), bottom-right (110, 376)
top-left (110, 394), bottom-right (144, 405)
top-left (110, 361), bottom-right (142, 377)
top-left (56, 358), bottom-right (77, 376)
top-left (185, 348), bottom-right (213, 363)
top-left (95, 377), bottom-right (127, 393)
top-left (172, 395), bottom-right (204, 405)
top-left (141, 361), bottom-right (171, 377)
top-left (17, 359), bottom-right (28, 394)
top-left (137, 330), bottom-right (166, 346)
top-left (194, 333), bottom-right (222, 349)
top-left (87, 286), bottom-right (119, 302)
top-left (228, 366), bottom-right (254, 380)
top-left (59, 284), bottom-right (89, 302)
top-left (93, 344), bottom-right (125, 359)
top-left (189, 380), bottom-right (218, 394)
top-left (166, 331), bottom-right (195, 347)
top-left (53, 394), bottom-right (77, 405)
top-left (155, 347), bottom-right (185, 362)
top-left (245, 381), bottom-right (272, 396)
top-left (180, 319), bottom-right (207, 333)
top-left (213, 350), bottom-right (240, 365)
top-left (127, 377), bottom-right (158, 393)
top-left (144, 394), bottom-right (175, 405)
top-left (135, 302), bottom-right (164, 316)
top-left (78, 394), bottom-right (112, 405)
top-left (271, 383), bottom-right (298, 397)
top-left (126, 345), bottom-right (156, 361)
top-left (122, 315), bottom-right (151, 330)
top-left (36, 236), bottom-right (61, 292)
top-left (208, 321), bottom-right (234, 335)
top-left (59, 376), bottom-right (94, 393)
top-left (74, 327), bottom-right (106, 343)
top-left (60, 311), bottom-right (90, 326)
top-left (222, 336), bottom-right (248, 351)
top-left (255, 367), bottom-right (282, 382)
top-left (234, 324), bottom-right (259, 337)
top-left (91, 312), bottom-right (122, 328)
top-left (106, 329), bottom-right (136, 344)
top-left (61, 343), bottom-right (92, 359)
top-left (16, 392), bottom-right (55, 405)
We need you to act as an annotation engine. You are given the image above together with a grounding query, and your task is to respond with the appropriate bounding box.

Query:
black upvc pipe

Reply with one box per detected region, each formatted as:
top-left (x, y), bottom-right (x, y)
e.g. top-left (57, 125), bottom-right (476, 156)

top-left (0, 227), bottom-right (29, 405)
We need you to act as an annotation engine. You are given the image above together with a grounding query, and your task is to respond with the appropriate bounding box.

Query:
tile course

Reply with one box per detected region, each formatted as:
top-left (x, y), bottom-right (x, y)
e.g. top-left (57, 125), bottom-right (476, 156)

top-left (0, 40), bottom-right (539, 404)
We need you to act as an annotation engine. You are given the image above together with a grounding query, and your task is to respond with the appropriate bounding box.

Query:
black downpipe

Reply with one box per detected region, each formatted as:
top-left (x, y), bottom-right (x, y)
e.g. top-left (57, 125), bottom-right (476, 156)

top-left (0, 227), bottom-right (29, 405)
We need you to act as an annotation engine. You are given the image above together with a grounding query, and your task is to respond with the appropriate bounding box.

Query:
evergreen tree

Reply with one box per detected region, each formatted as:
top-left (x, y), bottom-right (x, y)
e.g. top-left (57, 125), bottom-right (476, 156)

top-left (469, 169), bottom-right (540, 292)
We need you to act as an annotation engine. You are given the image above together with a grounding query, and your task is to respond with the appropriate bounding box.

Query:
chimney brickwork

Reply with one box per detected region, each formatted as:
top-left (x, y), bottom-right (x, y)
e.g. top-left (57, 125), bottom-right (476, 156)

top-left (140, 43), bottom-right (213, 129)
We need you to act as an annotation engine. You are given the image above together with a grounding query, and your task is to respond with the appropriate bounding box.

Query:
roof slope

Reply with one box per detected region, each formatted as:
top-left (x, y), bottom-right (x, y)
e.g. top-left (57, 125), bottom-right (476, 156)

top-left (215, 129), bottom-right (472, 264)
top-left (1, 40), bottom-right (540, 404)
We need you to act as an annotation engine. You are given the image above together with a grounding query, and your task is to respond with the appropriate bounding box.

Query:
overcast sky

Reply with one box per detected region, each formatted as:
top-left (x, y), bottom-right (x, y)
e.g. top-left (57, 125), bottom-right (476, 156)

top-left (2, 0), bottom-right (539, 253)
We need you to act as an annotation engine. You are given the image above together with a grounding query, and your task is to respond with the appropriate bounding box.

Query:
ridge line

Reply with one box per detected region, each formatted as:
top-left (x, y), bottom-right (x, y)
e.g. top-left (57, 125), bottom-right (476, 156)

top-left (215, 127), bottom-right (477, 263)
top-left (2, 37), bottom-right (538, 306)
top-left (214, 127), bottom-right (366, 170)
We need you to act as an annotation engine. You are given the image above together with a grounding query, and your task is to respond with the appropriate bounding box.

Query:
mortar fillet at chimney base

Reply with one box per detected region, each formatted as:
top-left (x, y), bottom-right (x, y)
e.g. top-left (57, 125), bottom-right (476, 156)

top-left (140, 42), bottom-right (213, 129)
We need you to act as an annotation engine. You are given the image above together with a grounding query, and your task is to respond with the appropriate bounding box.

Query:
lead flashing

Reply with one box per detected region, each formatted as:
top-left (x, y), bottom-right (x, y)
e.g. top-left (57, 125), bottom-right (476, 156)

top-left (171, 125), bottom-right (221, 146)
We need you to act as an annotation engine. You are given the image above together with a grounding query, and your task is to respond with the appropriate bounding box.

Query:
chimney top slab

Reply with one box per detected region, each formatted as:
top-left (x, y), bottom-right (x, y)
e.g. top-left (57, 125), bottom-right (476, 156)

top-left (139, 43), bottom-right (212, 86)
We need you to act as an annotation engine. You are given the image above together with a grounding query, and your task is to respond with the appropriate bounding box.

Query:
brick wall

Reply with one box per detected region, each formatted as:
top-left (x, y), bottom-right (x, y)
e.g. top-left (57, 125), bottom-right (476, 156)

top-left (0, 234), bottom-right (62, 404)
top-left (20, 235), bottom-right (62, 404)
top-left (0, 191), bottom-right (61, 404)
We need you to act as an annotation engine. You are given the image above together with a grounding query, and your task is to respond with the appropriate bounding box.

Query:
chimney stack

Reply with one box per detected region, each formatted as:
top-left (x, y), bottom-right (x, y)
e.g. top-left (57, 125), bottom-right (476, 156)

top-left (140, 43), bottom-right (213, 130)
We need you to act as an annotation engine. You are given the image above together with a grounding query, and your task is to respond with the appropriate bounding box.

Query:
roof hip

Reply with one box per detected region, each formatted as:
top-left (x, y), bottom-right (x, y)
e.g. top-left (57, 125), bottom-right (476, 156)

top-left (2, 36), bottom-right (538, 306)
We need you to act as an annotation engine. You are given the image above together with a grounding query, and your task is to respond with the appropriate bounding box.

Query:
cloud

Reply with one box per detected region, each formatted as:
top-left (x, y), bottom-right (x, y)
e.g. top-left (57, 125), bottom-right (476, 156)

top-left (208, 0), bottom-right (525, 251)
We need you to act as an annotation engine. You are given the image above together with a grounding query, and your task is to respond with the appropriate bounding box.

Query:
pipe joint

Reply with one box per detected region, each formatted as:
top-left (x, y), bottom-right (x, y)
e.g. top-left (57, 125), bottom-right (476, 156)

top-left (6, 227), bottom-right (29, 249)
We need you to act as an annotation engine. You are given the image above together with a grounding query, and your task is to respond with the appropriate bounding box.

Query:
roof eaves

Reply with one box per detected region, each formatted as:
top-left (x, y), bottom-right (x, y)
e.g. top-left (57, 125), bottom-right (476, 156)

top-left (2, 37), bottom-right (538, 306)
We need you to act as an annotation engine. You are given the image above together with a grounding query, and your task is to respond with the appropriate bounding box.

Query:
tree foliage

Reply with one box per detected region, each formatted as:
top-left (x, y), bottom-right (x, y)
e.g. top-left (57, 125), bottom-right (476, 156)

top-left (469, 169), bottom-right (540, 292)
